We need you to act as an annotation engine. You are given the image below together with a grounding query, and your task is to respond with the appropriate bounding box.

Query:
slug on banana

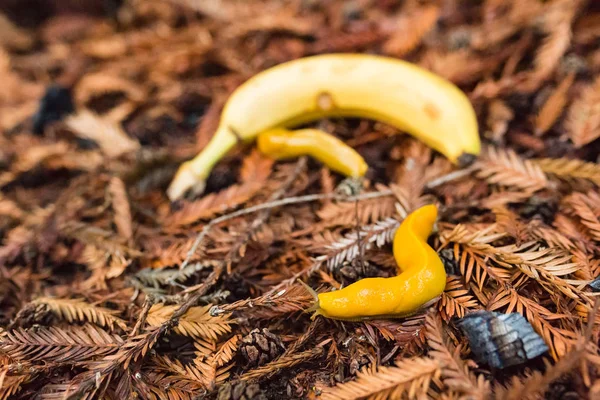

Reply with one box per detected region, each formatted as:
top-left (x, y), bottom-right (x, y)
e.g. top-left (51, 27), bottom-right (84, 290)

top-left (303, 204), bottom-right (446, 321)
top-left (167, 54), bottom-right (480, 201)
top-left (257, 128), bottom-right (368, 178)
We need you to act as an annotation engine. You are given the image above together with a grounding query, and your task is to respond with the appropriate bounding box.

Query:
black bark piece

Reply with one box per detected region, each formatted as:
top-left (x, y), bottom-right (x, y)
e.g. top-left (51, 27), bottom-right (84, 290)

top-left (32, 85), bottom-right (75, 134)
top-left (457, 310), bottom-right (548, 369)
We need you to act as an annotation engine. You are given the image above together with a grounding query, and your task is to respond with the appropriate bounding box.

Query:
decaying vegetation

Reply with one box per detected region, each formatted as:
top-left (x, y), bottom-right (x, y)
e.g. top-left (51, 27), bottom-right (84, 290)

top-left (1, 0), bottom-right (600, 398)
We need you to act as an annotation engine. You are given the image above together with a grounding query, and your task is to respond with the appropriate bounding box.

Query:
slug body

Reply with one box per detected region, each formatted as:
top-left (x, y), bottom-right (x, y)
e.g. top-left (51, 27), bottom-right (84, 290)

top-left (312, 204), bottom-right (446, 321)
top-left (167, 54), bottom-right (481, 200)
top-left (257, 128), bottom-right (368, 178)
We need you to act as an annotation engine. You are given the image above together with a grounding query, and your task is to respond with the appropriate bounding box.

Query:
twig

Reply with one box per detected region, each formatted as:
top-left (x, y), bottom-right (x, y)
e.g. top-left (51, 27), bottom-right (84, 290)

top-left (425, 166), bottom-right (475, 189)
top-left (239, 346), bottom-right (325, 382)
top-left (130, 296), bottom-right (154, 336)
top-left (178, 190), bottom-right (391, 270)
top-left (266, 260), bottom-right (325, 297)
top-left (284, 318), bottom-right (321, 356)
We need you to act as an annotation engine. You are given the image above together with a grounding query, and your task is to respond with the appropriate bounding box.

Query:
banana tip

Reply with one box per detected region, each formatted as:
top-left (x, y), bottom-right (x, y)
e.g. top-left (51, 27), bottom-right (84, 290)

top-left (457, 153), bottom-right (478, 168)
top-left (167, 165), bottom-right (206, 201)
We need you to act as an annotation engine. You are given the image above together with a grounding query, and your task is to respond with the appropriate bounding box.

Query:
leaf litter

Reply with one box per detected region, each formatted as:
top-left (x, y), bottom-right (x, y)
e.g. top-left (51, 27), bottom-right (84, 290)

top-left (1, 0), bottom-right (600, 399)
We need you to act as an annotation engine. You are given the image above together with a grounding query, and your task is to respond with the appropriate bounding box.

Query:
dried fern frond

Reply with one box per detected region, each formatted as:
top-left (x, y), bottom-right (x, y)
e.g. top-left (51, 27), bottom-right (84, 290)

top-left (316, 196), bottom-right (397, 228)
top-left (554, 215), bottom-right (599, 259)
top-left (31, 297), bottom-right (127, 331)
top-left (475, 147), bottom-right (548, 192)
top-left (185, 357), bottom-right (233, 390)
top-left (146, 303), bottom-right (231, 340)
top-left (61, 222), bottom-right (140, 256)
top-left (480, 190), bottom-right (534, 209)
top-left (166, 181), bottom-right (266, 226)
top-left (320, 357), bottom-right (441, 400)
top-left (0, 372), bottom-right (31, 400)
top-left (439, 277), bottom-right (480, 320)
top-left (452, 235), bottom-right (588, 303)
top-left (108, 177), bottom-right (133, 244)
top-left (426, 313), bottom-right (491, 399)
top-left (314, 218), bottom-right (400, 271)
top-left (383, 5), bottom-right (439, 57)
top-left (239, 346), bottom-right (323, 382)
top-left (488, 288), bottom-right (578, 359)
top-left (134, 260), bottom-right (219, 287)
top-left (217, 283), bottom-right (313, 319)
top-left (134, 371), bottom-right (202, 400)
top-left (156, 336), bottom-right (236, 391)
top-left (565, 75), bottom-right (600, 147)
top-left (530, 223), bottom-right (577, 250)
top-left (531, 23), bottom-right (572, 85)
top-left (367, 314), bottom-right (426, 349)
top-left (0, 324), bottom-right (122, 363)
top-left (440, 223), bottom-right (506, 247)
top-left (535, 73), bottom-right (575, 135)
top-left (453, 243), bottom-right (513, 289)
top-left (533, 157), bottom-right (600, 186)
top-left (493, 206), bottom-right (529, 245)
top-left (564, 192), bottom-right (600, 241)
top-left (212, 335), bottom-right (240, 367)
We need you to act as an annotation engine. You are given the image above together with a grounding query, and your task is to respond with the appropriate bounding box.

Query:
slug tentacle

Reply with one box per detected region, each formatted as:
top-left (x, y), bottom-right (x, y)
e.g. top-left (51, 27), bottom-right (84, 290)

top-left (299, 280), bottom-right (322, 319)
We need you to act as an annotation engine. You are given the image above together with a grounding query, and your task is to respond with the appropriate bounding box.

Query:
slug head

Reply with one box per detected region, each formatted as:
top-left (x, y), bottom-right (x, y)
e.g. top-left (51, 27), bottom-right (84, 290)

top-left (299, 280), bottom-right (324, 320)
top-left (403, 204), bottom-right (438, 240)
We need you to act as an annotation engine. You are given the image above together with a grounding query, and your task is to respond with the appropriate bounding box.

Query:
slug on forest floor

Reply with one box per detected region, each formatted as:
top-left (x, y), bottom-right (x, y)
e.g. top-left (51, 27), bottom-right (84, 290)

top-left (303, 204), bottom-right (446, 321)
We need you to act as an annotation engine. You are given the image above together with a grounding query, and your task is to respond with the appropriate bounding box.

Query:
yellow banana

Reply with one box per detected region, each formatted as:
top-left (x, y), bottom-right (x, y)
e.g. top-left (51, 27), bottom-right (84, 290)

top-left (167, 54), bottom-right (480, 200)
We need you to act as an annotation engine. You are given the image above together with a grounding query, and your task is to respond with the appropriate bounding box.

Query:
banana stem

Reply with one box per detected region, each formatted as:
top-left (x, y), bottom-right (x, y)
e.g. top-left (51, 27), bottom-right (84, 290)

top-left (167, 127), bottom-right (238, 200)
top-left (189, 127), bottom-right (238, 177)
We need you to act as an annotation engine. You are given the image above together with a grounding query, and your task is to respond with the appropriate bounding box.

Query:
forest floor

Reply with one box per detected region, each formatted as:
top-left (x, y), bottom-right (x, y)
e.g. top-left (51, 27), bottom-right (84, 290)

top-left (1, 0), bottom-right (600, 399)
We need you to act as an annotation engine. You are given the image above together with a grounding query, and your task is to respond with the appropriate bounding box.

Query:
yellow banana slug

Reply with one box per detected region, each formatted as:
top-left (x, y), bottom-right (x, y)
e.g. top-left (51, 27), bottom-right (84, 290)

top-left (306, 204), bottom-right (446, 321)
top-left (257, 128), bottom-right (368, 178)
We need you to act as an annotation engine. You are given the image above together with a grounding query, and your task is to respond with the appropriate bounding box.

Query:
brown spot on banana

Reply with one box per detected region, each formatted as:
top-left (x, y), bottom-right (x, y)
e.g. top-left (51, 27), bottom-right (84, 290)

top-left (316, 92), bottom-right (335, 112)
top-left (424, 103), bottom-right (441, 120)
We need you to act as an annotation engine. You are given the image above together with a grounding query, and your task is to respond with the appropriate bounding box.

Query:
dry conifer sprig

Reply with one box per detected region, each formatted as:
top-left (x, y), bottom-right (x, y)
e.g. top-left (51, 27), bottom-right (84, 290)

top-left (1, 0), bottom-right (600, 398)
